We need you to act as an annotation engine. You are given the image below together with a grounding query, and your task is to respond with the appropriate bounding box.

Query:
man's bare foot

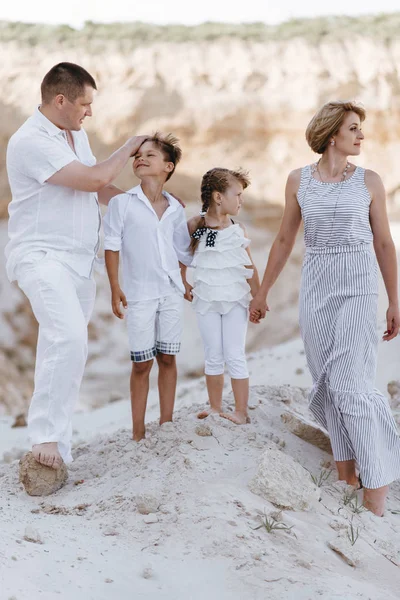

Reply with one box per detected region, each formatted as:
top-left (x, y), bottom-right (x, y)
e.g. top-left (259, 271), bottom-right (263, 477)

top-left (197, 408), bottom-right (221, 419)
top-left (32, 443), bottom-right (62, 469)
top-left (363, 485), bottom-right (389, 516)
top-left (220, 411), bottom-right (250, 425)
top-left (133, 430), bottom-right (146, 442)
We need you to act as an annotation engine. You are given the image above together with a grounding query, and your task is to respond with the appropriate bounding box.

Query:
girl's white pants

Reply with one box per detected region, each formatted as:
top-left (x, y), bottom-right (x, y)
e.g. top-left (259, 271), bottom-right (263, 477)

top-left (16, 254), bottom-right (96, 463)
top-left (196, 304), bottom-right (249, 379)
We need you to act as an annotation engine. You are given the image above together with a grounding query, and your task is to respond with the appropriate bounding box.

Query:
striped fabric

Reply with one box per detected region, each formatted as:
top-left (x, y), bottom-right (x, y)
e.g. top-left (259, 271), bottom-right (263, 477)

top-left (297, 165), bottom-right (400, 489)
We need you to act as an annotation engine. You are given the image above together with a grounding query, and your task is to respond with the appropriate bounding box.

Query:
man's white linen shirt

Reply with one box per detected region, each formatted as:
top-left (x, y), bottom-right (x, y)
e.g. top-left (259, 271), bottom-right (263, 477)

top-left (5, 107), bottom-right (101, 281)
top-left (103, 185), bottom-right (192, 302)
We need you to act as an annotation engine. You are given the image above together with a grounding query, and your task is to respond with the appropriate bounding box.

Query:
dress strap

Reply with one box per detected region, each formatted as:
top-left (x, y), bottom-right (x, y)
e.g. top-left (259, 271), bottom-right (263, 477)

top-left (296, 165), bottom-right (312, 209)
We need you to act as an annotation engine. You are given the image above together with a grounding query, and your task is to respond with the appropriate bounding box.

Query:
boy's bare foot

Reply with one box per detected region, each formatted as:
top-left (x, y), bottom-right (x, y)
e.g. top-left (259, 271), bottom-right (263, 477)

top-left (133, 430), bottom-right (146, 442)
top-left (363, 485), bottom-right (389, 516)
top-left (197, 408), bottom-right (221, 419)
top-left (32, 443), bottom-right (63, 469)
top-left (220, 411), bottom-right (250, 425)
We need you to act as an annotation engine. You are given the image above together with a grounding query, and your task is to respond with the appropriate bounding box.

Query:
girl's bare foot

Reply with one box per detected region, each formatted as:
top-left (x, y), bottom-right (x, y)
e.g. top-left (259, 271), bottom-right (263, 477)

top-left (363, 486), bottom-right (389, 516)
top-left (133, 429), bottom-right (146, 442)
top-left (32, 443), bottom-right (63, 469)
top-left (220, 411), bottom-right (250, 425)
top-left (197, 408), bottom-right (221, 419)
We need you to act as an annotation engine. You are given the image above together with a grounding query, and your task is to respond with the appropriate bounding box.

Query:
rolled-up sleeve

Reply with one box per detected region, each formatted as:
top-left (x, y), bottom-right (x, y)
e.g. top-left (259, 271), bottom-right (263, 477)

top-left (103, 195), bottom-right (128, 252)
top-left (173, 207), bottom-right (193, 266)
top-left (15, 135), bottom-right (76, 185)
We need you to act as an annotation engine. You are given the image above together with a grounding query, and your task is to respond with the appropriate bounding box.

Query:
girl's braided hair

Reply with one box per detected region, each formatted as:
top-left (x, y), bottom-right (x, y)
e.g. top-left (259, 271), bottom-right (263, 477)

top-left (190, 167), bottom-right (250, 253)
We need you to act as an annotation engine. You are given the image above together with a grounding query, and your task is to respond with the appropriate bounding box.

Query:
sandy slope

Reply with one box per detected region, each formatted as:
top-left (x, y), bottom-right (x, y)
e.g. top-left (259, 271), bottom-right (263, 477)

top-left (1, 345), bottom-right (400, 599)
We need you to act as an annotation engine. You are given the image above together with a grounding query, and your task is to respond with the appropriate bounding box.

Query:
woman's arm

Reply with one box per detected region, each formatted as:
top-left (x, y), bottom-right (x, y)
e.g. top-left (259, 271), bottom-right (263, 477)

top-left (367, 169), bottom-right (399, 341)
top-left (249, 169), bottom-right (302, 323)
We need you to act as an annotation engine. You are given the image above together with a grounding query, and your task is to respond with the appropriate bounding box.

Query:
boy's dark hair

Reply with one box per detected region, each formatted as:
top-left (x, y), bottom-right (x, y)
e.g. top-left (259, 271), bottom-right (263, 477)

top-left (41, 62), bottom-right (97, 104)
top-left (190, 167), bottom-right (250, 254)
top-left (145, 132), bottom-right (182, 181)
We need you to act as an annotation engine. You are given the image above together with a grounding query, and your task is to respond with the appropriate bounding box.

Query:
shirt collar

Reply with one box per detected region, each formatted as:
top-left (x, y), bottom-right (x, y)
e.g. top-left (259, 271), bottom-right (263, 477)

top-left (128, 184), bottom-right (180, 214)
top-left (33, 106), bottom-right (65, 137)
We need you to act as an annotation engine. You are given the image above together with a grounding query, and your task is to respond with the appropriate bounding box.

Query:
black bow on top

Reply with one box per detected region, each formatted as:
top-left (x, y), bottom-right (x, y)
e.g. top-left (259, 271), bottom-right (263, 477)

top-left (191, 227), bottom-right (218, 248)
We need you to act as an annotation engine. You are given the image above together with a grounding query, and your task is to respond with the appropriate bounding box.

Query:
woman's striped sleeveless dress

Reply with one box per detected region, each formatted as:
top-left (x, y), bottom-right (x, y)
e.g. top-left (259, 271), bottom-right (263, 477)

top-left (297, 165), bottom-right (400, 489)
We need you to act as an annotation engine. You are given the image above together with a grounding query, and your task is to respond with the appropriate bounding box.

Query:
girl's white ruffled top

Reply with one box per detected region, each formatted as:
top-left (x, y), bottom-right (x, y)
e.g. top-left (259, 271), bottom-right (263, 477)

top-left (191, 223), bottom-right (253, 314)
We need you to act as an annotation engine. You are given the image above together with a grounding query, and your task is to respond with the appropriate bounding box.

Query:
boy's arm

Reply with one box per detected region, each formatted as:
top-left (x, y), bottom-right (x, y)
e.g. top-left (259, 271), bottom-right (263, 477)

top-left (180, 262), bottom-right (193, 302)
top-left (173, 208), bottom-right (193, 267)
top-left (103, 195), bottom-right (128, 318)
top-left (105, 250), bottom-right (127, 318)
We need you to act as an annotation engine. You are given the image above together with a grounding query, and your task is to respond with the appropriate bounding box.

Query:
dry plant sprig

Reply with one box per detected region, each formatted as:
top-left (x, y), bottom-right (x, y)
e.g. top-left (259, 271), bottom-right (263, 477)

top-left (253, 511), bottom-right (295, 536)
top-left (310, 468), bottom-right (333, 488)
top-left (346, 518), bottom-right (360, 546)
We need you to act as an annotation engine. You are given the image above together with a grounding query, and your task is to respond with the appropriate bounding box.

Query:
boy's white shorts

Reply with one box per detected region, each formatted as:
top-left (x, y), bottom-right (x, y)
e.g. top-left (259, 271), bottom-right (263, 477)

top-left (127, 291), bottom-right (183, 362)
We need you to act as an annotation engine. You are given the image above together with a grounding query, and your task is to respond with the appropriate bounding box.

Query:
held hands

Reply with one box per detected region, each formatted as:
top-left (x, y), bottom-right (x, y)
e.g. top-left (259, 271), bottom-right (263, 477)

top-left (383, 304), bottom-right (400, 341)
top-left (249, 294), bottom-right (269, 324)
top-left (111, 286), bottom-right (128, 319)
top-left (183, 282), bottom-right (193, 302)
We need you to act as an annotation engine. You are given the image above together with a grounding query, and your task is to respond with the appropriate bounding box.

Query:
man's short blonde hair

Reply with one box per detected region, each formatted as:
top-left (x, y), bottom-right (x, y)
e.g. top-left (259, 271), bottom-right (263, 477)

top-left (306, 101), bottom-right (366, 154)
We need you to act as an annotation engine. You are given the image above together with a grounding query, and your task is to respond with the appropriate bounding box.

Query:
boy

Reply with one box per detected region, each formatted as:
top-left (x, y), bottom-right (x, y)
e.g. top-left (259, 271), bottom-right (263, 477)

top-left (104, 133), bottom-right (192, 441)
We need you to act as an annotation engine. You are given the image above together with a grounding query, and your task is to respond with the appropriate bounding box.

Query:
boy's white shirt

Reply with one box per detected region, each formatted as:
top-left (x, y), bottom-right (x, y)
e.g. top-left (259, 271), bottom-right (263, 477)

top-left (103, 184), bottom-right (192, 301)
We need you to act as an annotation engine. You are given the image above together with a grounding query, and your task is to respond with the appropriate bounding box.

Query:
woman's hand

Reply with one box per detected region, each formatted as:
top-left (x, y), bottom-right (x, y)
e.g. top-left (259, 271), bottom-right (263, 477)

top-left (249, 294), bottom-right (269, 324)
top-left (383, 303), bottom-right (400, 341)
top-left (111, 286), bottom-right (128, 319)
top-left (183, 282), bottom-right (193, 302)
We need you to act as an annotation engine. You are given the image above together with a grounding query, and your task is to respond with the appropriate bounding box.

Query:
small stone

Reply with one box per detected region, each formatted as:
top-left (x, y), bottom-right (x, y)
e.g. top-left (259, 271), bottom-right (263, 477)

top-left (195, 425), bottom-right (212, 437)
top-left (19, 452), bottom-right (68, 496)
top-left (295, 368), bottom-right (304, 375)
top-left (104, 578), bottom-right (114, 583)
top-left (142, 566), bottom-right (154, 579)
top-left (135, 494), bottom-right (160, 515)
top-left (281, 412), bottom-right (332, 454)
top-left (143, 514), bottom-right (159, 524)
top-left (12, 413), bottom-right (27, 428)
top-left (24, 526), bottom-right (43, 544)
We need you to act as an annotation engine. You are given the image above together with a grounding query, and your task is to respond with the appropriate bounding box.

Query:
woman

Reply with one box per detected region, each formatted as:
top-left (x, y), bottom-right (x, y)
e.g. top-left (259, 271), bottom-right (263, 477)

top-left (250, 101), bottom-right (400, 516)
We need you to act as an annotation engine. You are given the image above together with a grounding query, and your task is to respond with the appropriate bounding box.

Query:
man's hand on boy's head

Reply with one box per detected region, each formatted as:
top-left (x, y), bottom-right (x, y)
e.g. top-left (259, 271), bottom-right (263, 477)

top-left (111, 286), bottom-right (128, 319)
top-left (128, 135), bottom-right (149, 157)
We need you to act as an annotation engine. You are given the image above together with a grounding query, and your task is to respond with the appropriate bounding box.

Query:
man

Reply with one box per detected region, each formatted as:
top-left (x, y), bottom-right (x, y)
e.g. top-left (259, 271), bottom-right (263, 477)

top-left (6, 62), bottom-right (147, 470)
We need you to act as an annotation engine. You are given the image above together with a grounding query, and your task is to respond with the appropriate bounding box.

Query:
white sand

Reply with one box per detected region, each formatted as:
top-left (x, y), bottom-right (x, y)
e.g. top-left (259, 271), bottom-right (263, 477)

top-left (1, 222), bottom-right (400, 599)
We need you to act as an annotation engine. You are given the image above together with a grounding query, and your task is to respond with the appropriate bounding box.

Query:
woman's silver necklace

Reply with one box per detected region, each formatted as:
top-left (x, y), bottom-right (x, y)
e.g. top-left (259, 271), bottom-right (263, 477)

top-left (309, 160), bottom-right (352, 244)
top-left (314, 160), bottom-right (351, 183)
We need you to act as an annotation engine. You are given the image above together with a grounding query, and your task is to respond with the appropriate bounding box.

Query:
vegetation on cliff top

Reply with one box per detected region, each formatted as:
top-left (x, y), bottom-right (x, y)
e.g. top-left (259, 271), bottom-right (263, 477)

top-left (1, 13), bottom-right (400, 48)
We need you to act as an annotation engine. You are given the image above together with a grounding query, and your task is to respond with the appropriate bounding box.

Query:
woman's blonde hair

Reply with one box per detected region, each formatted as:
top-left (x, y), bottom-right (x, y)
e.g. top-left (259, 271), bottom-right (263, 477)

top-left (306, 101), bottom-right (366, 154)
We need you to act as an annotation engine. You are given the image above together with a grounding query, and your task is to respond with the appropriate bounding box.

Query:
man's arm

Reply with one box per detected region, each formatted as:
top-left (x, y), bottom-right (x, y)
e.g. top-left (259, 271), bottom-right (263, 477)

top-left (98, 185), bottom-right (124, 206)
top-left (47, 135), bottom-right (147, 193)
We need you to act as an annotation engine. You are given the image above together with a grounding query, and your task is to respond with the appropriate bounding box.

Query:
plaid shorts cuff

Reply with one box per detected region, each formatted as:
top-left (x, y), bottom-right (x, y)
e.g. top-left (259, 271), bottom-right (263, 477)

top-left (156, 341), bottom-right (181, 355)
top-left (130, 347), bottom-right (157, 362)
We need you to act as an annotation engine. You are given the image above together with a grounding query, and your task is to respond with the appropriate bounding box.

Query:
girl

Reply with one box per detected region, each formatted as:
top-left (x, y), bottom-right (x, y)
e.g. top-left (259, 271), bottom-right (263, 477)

top-left (250, 101), bottom-right (400, 516)
top-left (183, 168), bottom-right (260, 424)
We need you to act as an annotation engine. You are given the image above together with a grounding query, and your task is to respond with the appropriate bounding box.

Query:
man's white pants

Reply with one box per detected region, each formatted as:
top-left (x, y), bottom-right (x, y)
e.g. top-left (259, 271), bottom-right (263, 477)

top-left (16, 254), bottom-right (96, 463)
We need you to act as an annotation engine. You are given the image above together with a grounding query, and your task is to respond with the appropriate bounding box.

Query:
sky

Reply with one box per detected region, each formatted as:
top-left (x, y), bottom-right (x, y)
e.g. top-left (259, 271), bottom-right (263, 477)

top-left (0, 0), bottom-right (399, 27)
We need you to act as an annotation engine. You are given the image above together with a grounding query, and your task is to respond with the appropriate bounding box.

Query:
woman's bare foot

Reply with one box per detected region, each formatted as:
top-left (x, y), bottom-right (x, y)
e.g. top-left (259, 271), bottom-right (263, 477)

top-left (363, 486), bottom-right (389, 516)
top-left (197, 408), bottom-right (221, 419)
top-left (220, 411), bottom-right (250, 425)
top-left (32, 443), bottom-right (62, 469)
